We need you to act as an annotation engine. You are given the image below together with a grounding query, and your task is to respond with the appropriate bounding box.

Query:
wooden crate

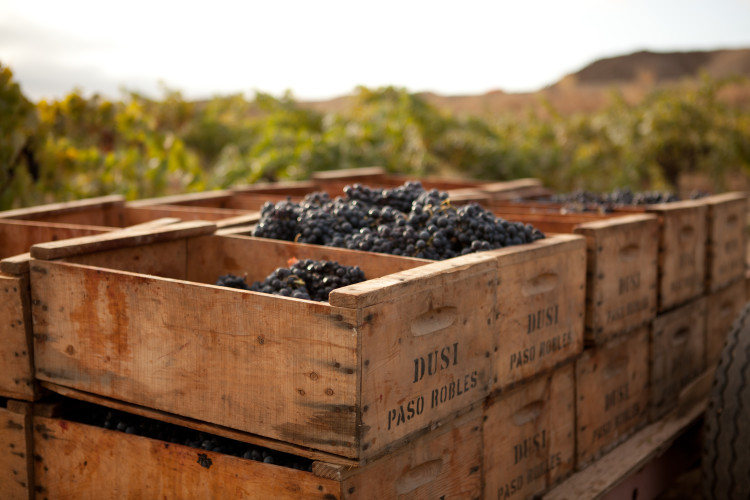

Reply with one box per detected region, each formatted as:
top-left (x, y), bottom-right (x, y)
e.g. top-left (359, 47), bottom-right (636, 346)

top-left (704, 192), bottom-right (748, 293)
top-left (0, 194), bottom-right (260, 229)
top-left (483, 362), bottom-right (576, 500)
top-left (632, 200), bottom-right (708, 313)
top-left (32, 399), bottom-right (483, 499)
top-left (0, 398), bottom-right (33, 500)
top-left (706, 278), bottom-right (747, 368)
top-left (492, 234), bottom-right (586, 390)
top-left (574, 216), bottom-right (658, 343)
top-left (0, 218), bottom-right (183, 401)
top-left (491, 210), bottom-right (658, 345)
top-left (575, 326), bottom-right (650, 469)
top-left (649, 296), bottom-right (707, 420)
top-left (27, 221), bottom-right (583, 463)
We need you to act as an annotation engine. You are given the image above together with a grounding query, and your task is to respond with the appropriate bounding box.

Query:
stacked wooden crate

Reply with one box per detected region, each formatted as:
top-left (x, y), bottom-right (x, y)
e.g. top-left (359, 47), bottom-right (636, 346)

top-left (2, 173), bottom-right (746, 498)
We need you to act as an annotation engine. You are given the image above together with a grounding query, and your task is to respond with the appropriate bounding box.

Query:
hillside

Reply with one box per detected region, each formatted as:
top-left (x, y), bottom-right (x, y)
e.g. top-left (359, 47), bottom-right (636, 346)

top-left (302, 48), bottom-right (750, 117)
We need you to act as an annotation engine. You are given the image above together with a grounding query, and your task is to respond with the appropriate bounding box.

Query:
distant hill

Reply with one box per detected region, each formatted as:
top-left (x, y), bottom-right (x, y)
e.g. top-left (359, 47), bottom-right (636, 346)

top-left (302, 48), bottom-right (750, 117)
top-left (560, 48), bottom-right (750, 86)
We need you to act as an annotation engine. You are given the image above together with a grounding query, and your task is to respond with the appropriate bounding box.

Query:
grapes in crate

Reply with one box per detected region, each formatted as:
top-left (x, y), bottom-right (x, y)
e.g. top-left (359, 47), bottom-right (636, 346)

top-left (216, 259), bottom-right (366, 302)
top-left (253, 181), bottom-right (545, 260)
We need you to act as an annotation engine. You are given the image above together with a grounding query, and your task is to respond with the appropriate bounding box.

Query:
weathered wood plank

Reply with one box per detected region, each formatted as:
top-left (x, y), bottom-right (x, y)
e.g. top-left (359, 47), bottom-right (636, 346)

top-left (575, 215), bottom-right (658, 343)
top-left (0, 195), bottom-right (124, 227)
top-left (0, 275), bottom-right (35, 401)
top-left (704, 192), bottom-right (747, 293)
top-left (575, 327), bottom-right (650, 469)
top-left (0, 401), bottom-right (33, 500)
top-left (0, 219), bottom-right (111, 260)
top-left (31, 260), bottom-right (360, 457)
top-left (650, 296), bottom-right (707, 420)
top-left (30, 220), bottom-right (215, 261)
top-left (489, 235), bottom-right (586, 390)
top-left (543, 370), bottom-right (712, 500)
top-left (705, 278), bottom-right (746, 368)
top-left (484, 362), bottom-right (577, 500)
top-left (33, 415), bottom-right (341, 500)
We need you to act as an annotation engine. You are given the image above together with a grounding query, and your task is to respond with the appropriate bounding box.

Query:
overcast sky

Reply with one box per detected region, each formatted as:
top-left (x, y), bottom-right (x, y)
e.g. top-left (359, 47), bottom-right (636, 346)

top-left (2, 0), bottom-right (750, 102)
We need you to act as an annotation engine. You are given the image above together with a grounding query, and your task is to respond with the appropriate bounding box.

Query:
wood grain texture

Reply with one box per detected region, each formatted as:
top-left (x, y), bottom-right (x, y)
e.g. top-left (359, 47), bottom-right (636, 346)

top-left (484, 362), bottom-right (577, 500)
top-left (0, 195), bottom-right (124, 226)
top-left (647, 201), bottom-right (707, 312)
top-left (121, 205), bottom-right (251, 226)
top-left (489, 235), bottom-right (586, 390)
top-left (353, 252), bottom-right (498, 461)
top-left (704, 192), bottom-right (748, 293)
top-left (33, 415), bottom-right (341, 500)
top-left (650, 296), bottom-right (707, 420)
top-left (0, 219), bottom-right (112, 261)
top-left (543, 371), bottom-right (711, 500)
top-left (340, 408), bottom-right (483, 499)
top-left (31, 260), bottom-right (360, 457)
top-left (30, 220), bottom-right (216, 261)
top-left (575, 214), bottom-right (658, 343)
top-left (575, 327), bottom-right (650, 469)
top-left (0, 402), bottom-right (33, 500)
top-left (0, 274), bottom-right (35, 400)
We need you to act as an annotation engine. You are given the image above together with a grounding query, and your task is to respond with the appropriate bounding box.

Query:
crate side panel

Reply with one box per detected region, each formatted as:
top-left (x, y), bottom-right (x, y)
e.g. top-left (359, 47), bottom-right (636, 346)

top-left (650, 297), bottom-right (707, 420)
top-left (0, 275), bottom-right (35, 400)
top-left (358, 258), bottom-right (497, 460)
top-left (31, 261), bottom-right (360, 457)
top-left (575, 326), bottom-right (650, 468)
top-left (494, 237), bottom-right (586, 389)
top-left (0, 220), bottom-right (110, 261)
top-left (706, 195), bottom-right (747, 293)
top-left (576, 217), bottom-right (658, 343)
top-left (32, 416), bottom-right (341, 499)
top-left (654, 204), bottom-right (707, 311)
top-left (341, 409), bottom-right (482, 499)
top-left (61, 239), bottom-right (188, 280)
top-left (483, 363), bottom-right (576, 500)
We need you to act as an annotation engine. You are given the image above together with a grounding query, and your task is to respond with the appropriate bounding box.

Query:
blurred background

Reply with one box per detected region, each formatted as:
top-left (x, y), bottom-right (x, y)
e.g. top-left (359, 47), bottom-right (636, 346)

top-left (2, 0), bottom-right (750, 210)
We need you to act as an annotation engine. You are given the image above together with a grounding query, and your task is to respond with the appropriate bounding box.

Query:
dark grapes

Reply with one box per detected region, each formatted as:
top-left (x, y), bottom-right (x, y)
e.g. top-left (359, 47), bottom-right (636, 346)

top-left (251, 181), bottom-right (545, 260)
top-left (547, 187), bottom-right (707, 213)
top-left (216, 260), bottom-right (366, 302)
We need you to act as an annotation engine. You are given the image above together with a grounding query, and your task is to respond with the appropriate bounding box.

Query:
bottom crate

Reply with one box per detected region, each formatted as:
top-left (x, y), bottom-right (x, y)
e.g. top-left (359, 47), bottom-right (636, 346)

top-left (32, 398), bottom-right (483, 499)
top-left (650, 296), bottom-right (707, 421)
top-left (575, 326), bottom-right (650, 469)
top-left (0, 397), bottom-right (32, 500)
top-left (483, 362), bottom-right (576, 500)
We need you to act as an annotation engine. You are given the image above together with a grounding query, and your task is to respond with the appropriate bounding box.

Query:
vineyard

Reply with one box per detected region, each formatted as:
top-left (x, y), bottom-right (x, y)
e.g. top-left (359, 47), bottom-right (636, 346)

top-left (2, 61), bottom-right (750, 211)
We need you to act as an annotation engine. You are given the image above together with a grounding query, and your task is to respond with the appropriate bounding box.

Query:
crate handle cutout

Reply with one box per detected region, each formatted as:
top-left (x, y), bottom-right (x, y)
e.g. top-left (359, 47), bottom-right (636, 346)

top-left (679, 225), bottom-right (695, 243)
top-left (604, 355), bottom-right (629, 379)
top-left (726, 214), bottom-right (739, 226)
top-left (522, 272), bottom-right (558, 296)
top-left (395, 458), bottom-right (443, 494)
top-left (672, 327), bottom-right (691, 346)
top-left (512, 400), bottom-right (545, 426)
top-left (410, 306), bottom-right (458, 337)
top-left (618, 243), bottom-right (640, 261)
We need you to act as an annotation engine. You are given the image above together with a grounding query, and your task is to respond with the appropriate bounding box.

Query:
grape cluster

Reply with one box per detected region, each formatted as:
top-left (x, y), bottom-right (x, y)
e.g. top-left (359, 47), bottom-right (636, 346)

top-left (72, 400), bottom-right (312, 471)
top-left (253, 181), bottom-right (545, 260)
top-left (216, 259), bottom-right (366, 302)
top-left (548, 187), bottom-right (708, 212)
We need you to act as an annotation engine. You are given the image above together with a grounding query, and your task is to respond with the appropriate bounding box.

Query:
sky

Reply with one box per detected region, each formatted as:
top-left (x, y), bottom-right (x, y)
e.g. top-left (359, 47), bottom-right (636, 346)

top-left (1, 0), bottom-right (750, 102)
